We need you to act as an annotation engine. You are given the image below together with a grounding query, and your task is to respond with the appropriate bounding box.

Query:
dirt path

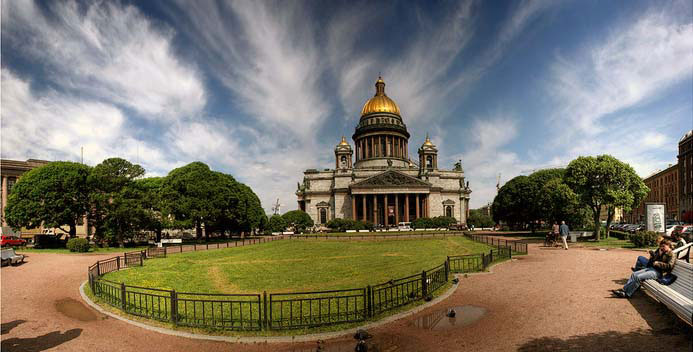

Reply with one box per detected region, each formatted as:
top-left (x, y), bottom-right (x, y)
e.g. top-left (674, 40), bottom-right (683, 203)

top-left (2, 245), bottom-right (690, 351)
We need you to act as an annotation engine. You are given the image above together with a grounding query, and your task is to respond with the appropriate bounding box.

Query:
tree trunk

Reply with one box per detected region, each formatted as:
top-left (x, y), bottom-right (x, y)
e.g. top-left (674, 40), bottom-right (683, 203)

top-left (605, 206), bottom-right (615, 239)
top-left (155, 228), bottom-right (162, 243)
top-left (204, 222), bottom-right (209, 242)
top-left (69, 220), bottom-right (77, 238)
top-left (195, 221), bottom-right (202, 240)
top-left (593, 206), bottom-right (601, 241)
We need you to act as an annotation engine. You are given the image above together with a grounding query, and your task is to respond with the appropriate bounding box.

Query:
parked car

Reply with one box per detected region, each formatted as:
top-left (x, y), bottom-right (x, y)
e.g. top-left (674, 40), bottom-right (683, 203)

top-left (671, 225), bottom-right (693, 238)
top-left (682, 227), bottom-right (693, 241)
top-left (0, 236), bottom-right (26, 247)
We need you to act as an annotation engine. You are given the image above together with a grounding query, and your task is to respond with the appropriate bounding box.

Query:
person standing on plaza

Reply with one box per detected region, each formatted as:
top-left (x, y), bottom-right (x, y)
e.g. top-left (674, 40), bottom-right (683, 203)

top-left (552, 222), bottom-right (560, 246)
top-left (559, 221), bottom-right (569, 250)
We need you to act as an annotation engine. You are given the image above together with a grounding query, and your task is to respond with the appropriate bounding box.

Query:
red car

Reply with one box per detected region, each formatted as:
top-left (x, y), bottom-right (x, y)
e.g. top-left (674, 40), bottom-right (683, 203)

top-left (1, 236), bottom-right (26, 247)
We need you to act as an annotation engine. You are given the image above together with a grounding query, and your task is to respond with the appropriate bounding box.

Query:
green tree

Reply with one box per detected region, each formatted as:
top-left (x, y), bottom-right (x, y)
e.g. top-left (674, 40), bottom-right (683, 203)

top-left (135, 177), bottom-right (166, 242)
top-left (268, 214), bottom-right (286, 233)
top-left (536, 178), bottom-right (579, 225)
top-left (564, 155), bottom-right (649, 240)
top-left (88, 158), bottom-right (147, 246)
top-left (492, 175), bottom-right (535, 229)
top-left (5, 161), bottom-right (91, 238)
top-left (282, 210), bottom-right (314, 233)
top-left (468, 209), bottom-right (494, 228)
top-left (161, 162), bottom-right (229, 240)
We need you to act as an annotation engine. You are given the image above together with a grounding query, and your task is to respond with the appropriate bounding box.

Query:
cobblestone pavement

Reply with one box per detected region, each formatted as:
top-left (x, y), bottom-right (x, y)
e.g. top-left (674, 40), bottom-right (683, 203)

top-left (1, 243), bottom-right (690, 351)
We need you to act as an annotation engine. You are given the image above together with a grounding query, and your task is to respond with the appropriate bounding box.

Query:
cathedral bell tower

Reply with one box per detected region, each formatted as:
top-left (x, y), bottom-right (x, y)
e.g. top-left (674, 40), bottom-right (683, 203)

top-left (418, 134), bottom-right (438, 174)
top-left (335, 136), bottom-right (353, 170)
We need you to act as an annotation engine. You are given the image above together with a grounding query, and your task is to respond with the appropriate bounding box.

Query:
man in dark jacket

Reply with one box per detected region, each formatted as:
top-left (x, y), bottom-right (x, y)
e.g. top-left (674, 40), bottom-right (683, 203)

top-left (559, 221), bottom-right (569, 250)
top-left (613, 239), bottom-right (676, 298)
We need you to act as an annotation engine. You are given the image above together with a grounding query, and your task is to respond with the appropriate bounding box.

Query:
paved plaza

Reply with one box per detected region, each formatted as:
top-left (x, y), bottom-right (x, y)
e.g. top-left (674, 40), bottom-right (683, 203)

top-left (1, 241), bottom-right (690, 352)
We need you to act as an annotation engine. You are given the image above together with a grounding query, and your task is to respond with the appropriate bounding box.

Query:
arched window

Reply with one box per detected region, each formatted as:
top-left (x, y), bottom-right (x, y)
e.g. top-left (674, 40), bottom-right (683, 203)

top-left (340, 156), bottom-right (347, 168)
top-left (426, 156), bottom-right (433, 168)
top-left (319, 208), bottom-right (327, 224)
top-left (445, 206), bottom-right (453, 217)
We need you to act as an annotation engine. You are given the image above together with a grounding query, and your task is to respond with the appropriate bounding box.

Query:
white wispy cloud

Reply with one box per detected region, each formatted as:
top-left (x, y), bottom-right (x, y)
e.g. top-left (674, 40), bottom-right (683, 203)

top-left (2, 0), bottom-right (206, 120)
top-left (548, 7), bottom-right (693, 136)
top-left (0, 69), bottom-right (181, 173)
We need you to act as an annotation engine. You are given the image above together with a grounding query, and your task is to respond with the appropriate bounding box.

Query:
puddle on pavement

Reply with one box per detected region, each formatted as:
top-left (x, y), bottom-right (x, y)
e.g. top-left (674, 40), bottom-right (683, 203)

top-left (55, 298), bottom-right (97, 321)
top-left (411, 305), bottom-right (486, 331)
top-left (289, 336), bottom-right (400, 352)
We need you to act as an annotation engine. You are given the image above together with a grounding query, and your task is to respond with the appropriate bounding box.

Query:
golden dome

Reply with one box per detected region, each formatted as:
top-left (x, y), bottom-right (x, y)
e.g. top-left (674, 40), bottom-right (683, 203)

top-left (338, 136), bottom-right (349, 145)
top-left (360, 76), bottom-right (401, 117)
top-left (423, 133), bottom-right (434, 146)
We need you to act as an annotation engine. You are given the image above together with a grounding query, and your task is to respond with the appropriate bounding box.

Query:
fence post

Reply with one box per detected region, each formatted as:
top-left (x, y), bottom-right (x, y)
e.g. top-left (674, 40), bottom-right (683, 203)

top-left (263, 291), bottom-right (268, 330)
top-left (116, 256), bottom-right (121, 270)
top-left (444, 258), bottom-right (450, 282)
top-left (170, 289), bottom-right (177, 324)
top-left (421, 271), bottom-right (428, 298)
top-left (120, 283), bottom-right (127, 311)
top-left (363, 285), bottom-right (373, 317)
top-left (489, 249), bottom-right (493, 263)
top-left (140, 251), bottom-right (144, 266)
top-left (96, 260), bottom-right (101, 276)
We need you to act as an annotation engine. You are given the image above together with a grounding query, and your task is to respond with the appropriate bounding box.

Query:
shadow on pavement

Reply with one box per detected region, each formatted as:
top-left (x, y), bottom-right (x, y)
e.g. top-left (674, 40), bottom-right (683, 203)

top-left (1, 320), bottom-right (27, 335)
top-left (626, 292), bottom-right (692, 335)
top-left (0, 328), bottom-right (82, 352)
top-left (517, 328), bottom-right (692, 352)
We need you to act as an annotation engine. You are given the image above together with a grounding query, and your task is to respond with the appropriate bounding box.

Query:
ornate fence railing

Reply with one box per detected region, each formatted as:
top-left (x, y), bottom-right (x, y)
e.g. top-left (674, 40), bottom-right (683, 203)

top-left (86, 239), bottom-right (515, 331)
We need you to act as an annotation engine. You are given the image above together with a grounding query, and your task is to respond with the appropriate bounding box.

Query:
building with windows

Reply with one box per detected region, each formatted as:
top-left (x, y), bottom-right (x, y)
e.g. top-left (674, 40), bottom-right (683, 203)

top-left (627, 164), bottom-right (679, 223)
top-left (680, 130), bottom-right (693, 222)
top-left (296, 77), bottom-right (471, 227)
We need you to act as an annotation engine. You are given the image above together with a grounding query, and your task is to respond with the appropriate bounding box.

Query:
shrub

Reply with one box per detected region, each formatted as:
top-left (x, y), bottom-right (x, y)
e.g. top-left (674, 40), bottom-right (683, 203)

top-left (268, 215), bottom-right (286, 233)
top-left (66, 238), bottom-right (90, 252)
top-left (629, 231), bottom-right (658, 248)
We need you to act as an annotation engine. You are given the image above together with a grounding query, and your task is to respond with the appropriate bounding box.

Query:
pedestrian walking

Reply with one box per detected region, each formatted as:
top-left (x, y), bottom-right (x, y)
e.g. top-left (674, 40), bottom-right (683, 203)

top-left (559, 221), bottom-right (569, 250)
top-left (552, 222), bottom-right (560, 246)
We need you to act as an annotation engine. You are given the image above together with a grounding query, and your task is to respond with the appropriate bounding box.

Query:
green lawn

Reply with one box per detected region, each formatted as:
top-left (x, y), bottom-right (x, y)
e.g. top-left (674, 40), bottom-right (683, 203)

top-left (103, 237), bottom-right (492, 293)
top-left (579, 237), bottom-right (638, 249)
top-left (16, 246), bottom-right (148, 254)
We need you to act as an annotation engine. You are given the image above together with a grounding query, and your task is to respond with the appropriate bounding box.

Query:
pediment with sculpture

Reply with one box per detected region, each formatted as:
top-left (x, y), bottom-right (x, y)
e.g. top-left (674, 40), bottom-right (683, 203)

top-left (350, 170), bottom-right (431, 189)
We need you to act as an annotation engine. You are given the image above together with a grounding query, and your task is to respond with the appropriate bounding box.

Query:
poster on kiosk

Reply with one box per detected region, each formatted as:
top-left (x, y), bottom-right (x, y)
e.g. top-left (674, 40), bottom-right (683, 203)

top-left (645, 203), bottom-right (665, 233)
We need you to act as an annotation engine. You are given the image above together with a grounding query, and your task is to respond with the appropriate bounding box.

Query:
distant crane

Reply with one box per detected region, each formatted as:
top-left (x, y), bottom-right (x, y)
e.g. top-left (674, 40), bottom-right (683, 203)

top-left (496, 173), bottom-right (501, 193)
top-left (272, 198), bottom-right (283, 215)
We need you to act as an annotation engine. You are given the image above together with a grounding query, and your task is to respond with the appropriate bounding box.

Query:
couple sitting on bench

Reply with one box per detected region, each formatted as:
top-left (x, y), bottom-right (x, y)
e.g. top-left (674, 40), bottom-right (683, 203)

top-left (612, 239), bottom-right (676, 298)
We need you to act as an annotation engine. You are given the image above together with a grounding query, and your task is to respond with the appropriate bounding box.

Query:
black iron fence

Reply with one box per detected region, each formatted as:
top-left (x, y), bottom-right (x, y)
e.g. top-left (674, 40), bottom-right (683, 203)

top-left (87, 239), bottom-right (514, 331)
top-left (466, 233), bottom-right (528, 254)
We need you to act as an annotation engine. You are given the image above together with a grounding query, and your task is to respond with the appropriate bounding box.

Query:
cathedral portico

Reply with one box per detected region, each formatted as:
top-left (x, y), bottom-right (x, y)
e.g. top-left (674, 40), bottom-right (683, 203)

top-left (296, 76), bottom-right (471, 228)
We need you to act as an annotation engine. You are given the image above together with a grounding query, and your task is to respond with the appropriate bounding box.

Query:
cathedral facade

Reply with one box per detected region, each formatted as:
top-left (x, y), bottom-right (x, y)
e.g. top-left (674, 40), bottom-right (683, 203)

top-left (296, 77), bottom-right (471, 227)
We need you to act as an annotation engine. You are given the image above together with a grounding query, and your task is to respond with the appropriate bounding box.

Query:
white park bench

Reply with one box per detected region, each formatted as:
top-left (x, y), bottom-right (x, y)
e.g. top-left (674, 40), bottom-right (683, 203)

top-left (1, 248), bottom-right (25, 266)
top-left (641, 257), bottom-right (692, 326)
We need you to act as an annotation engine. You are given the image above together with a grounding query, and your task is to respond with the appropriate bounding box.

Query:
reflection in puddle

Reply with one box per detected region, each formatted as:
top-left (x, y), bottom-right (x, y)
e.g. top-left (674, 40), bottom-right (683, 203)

top-left (55, 298), bottom-right (97, 321)
top-left (289, 335), bottom-right (400, 352)
top-left (411, 305), bottom-right (486, 331)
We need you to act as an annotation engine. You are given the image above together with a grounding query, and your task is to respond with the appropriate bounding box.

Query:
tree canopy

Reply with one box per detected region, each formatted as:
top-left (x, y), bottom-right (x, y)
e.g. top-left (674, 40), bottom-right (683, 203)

top-left (467, 209), bottom-right (494, 228)
top-left (282, 210), bottom-right (314, 233)
top-left (5, 161), bottom-right (91, 237)
top-left (565, 155), bottom-right (648, 239)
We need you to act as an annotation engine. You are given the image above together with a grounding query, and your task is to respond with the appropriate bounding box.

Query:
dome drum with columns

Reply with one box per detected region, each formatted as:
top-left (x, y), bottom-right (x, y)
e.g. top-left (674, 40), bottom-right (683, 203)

top-left (297, 77), bottom-right (471, 228)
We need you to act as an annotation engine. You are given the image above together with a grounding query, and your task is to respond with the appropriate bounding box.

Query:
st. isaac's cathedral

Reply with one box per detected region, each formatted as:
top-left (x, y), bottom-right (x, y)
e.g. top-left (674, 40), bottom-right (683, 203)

top-left (296, 77), bottom-right (471, 227)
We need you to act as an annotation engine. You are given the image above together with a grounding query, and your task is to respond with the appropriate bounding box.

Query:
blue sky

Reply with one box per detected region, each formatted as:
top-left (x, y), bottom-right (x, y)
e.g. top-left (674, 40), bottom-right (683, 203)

top-left (2, 0), bottom-right (692, 212)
